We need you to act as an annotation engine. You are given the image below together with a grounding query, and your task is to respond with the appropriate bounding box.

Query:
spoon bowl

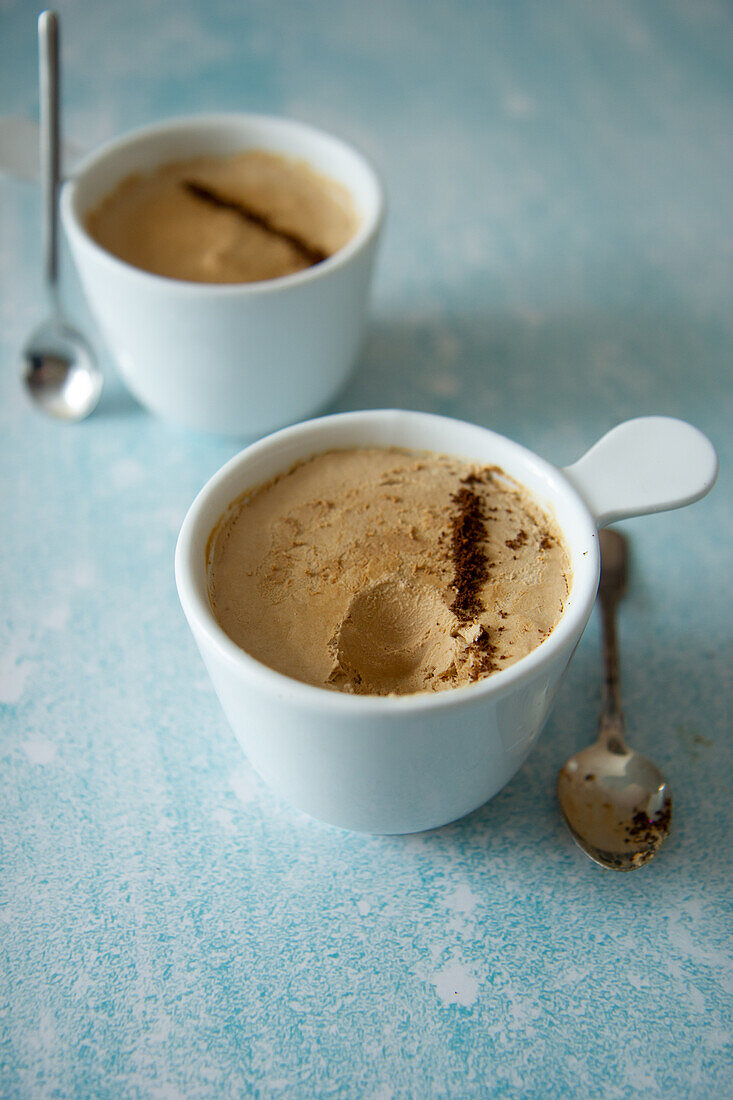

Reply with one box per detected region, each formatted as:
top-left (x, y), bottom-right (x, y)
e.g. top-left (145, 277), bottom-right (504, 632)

top-left (558, 529), bottom-right (672, 870)
top-left (23, 317), bottom-right (101, 420)
top-left (558, 737), bottom-right (672, 871)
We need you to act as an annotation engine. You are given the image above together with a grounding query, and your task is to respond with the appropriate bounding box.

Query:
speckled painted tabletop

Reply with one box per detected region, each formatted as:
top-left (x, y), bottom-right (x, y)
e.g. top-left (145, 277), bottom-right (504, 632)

top-left (1, 1), bottom-right (732, 1097)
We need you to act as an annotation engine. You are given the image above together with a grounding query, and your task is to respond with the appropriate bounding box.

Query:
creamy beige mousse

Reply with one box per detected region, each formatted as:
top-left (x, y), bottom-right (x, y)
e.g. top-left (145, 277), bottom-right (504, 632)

top-left (207, 448), bottom-right (572, 696)
top-left (86, 150), bottom-right (359, 283)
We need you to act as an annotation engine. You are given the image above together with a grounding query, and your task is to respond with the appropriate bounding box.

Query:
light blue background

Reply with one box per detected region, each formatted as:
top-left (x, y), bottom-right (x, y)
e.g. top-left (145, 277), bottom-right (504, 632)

top-left (1, 1), bottom-right (731, 1096)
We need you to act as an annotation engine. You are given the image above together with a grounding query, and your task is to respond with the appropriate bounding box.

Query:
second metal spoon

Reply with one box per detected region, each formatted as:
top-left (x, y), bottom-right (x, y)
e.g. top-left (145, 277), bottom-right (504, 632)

top-left (22, 10), bottom-right (102, 421)
top-left (558, 529), bottom-right (672, 871)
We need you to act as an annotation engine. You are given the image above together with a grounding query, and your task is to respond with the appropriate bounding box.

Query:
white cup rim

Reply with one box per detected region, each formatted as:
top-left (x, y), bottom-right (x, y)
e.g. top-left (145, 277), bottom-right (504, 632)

top-left (175, 409), bottom-right (600, 715)
top-left (60, 111), bottom-right (385, 296)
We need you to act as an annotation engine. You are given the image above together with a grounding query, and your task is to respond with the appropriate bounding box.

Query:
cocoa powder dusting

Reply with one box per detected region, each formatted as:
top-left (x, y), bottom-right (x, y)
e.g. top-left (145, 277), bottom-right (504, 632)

top-left (506, 529), bottom-right (528, 551)
top-left (443, 476), bottom-right (501, 678)
top-left (473, 626), bottom-right (498, 674)
top-left (182, 179), bottom-right (328, 266)
top-left (448, 481), bottom-right (490, 621)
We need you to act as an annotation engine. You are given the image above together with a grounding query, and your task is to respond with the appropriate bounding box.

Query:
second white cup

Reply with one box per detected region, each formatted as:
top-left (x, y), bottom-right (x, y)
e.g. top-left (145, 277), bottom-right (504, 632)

top-left (60, 113), bottom-right (384, 436)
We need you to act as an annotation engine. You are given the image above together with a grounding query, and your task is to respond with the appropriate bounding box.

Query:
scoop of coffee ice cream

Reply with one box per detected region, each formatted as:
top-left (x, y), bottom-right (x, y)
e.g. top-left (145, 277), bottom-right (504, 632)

top-left (86, 149), bottom-right (358, 284)
top-left (208, 448), bottom-right (571, 695)
top-left (329, 578), bottom-right (482, 695)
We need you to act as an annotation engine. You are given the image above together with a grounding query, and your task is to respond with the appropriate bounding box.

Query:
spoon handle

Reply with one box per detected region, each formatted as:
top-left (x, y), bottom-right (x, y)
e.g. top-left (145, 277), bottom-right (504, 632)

top-left (598, 530), bottom-right (629, 754)
top-left (38, 10), bottom-right (60, 294)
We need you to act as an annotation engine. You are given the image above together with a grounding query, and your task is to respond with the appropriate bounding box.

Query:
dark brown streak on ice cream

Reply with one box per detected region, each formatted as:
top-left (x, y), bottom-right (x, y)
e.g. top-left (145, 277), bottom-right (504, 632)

top-left (182, 179), bottom-right (329, 266)
top-left (446, 474), bottom-right (500, 676)
top-left (448, 478), bottom-right (490, 622)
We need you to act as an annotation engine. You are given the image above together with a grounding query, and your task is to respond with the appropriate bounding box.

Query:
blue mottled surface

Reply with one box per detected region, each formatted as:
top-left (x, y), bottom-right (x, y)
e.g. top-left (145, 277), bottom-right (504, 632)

top-left (1, 1), bottom-right (732, 1096)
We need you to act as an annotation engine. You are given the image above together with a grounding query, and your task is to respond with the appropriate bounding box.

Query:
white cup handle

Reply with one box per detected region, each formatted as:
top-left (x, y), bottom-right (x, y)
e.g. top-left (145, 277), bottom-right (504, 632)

top-left (561, 416), bottom-right (718, 528)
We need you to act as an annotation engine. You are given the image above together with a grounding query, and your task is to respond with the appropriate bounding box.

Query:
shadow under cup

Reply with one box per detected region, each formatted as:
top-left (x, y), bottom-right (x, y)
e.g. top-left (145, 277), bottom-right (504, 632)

top-left (60, 113), bottom-right (384, 436)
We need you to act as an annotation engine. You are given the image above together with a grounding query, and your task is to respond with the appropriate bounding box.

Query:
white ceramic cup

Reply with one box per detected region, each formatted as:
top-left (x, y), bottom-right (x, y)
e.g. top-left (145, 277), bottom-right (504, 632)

top-left (60, 113), bottom-right (384, 435)
top-left (175, 410), bottom-right (717, 833)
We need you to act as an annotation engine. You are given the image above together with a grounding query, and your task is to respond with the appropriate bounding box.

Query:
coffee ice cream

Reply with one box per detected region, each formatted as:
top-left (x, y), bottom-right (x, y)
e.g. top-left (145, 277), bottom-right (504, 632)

top-left (86, 150), bottom-right (358, 283)
top-left (207, 448), bottom-right (572, 696)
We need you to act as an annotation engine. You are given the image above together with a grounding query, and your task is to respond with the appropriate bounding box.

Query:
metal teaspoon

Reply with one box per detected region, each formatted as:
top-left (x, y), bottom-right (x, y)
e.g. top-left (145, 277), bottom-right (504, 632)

top-left (557, 529), bottom-right (672, 870)
top-left (21, 10), bottom-right (102, 420)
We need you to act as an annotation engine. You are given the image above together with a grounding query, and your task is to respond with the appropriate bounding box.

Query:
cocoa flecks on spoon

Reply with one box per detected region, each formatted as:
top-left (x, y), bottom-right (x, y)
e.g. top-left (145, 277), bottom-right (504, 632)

top-left (182, 180), bottom-right (329, 267)
top-left (625, 805), bottom-right (672, 846)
